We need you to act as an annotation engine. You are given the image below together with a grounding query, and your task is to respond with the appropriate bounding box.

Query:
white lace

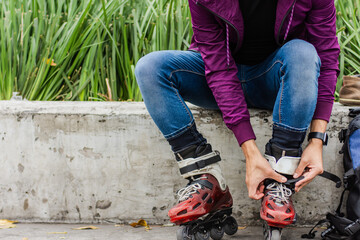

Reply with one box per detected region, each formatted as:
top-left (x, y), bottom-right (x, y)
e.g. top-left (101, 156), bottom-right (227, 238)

top-left (177, 183), bottom-right (202, 202)
top-left (266, 182), bottom-right (292, 205)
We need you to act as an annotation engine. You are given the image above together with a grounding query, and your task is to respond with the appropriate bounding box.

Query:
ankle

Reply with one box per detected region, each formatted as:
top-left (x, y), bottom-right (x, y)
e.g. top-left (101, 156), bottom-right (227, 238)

top-left (175, 143), bottom-right (212, 161)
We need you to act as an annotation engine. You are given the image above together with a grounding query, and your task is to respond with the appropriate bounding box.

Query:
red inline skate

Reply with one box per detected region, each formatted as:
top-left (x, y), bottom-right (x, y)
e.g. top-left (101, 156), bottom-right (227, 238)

top-left (261, 177), bottom-right (303, 240)
top-left (261, 143), bottom-right (303, 240)
top-left (169, 144), bottom-right (238, 240)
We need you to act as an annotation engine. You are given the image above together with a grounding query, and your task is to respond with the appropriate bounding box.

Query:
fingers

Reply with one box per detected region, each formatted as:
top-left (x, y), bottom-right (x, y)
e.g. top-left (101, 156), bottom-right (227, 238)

top-left (248, 183), bottom-right (264, 200)
top-left (268, 170), bottom-right (287, 183)
top-left (293, 159), bottom-right (308, 179)
top-left (295, 172), bottom-right (311, 192)
top-left (258, 182), bottom-right (265, 193)
top-left (248, 189), bottom-right (263, 200)
top-left (248, 180), bottom-right (266, 200)
top-left (251, 192), bottom-right (264, 200)
top-left (252, 184), bottom-right (265, 200)
top-left (295, 168), bottom-right (322, 192)
top-left (249, 189), bottom-right (264, 200)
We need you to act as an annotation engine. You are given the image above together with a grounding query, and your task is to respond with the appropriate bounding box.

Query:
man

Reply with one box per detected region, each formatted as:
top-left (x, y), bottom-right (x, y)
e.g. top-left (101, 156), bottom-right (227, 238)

top-left (135, 0), bottom-right (339, 239)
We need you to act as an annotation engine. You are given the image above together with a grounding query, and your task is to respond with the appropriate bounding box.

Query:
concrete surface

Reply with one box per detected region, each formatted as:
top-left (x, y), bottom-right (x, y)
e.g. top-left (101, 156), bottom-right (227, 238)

top-left (0, 101), bottom-right (352, 225)
top-left (0, 223), bottom-right (323, 240)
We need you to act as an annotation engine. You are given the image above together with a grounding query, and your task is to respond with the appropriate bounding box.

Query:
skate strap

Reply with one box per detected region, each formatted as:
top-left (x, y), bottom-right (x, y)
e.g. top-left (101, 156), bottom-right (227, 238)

top-left (344, 219), bottom-right (360, 236)
top-left (327, 213), bottom-right (360, 237)
top-left (179, 155), bottom-right (221, 175)
top-left (301, 219), bottom-right (329, 239)
top-left (305, 214), bottom-right (360, 239)
top-left (192, 179), bottom-right (213, 190)
top-left (284, 176), bottom-right (304, 185)
top-left (319, 171), bottom-right (342, 188)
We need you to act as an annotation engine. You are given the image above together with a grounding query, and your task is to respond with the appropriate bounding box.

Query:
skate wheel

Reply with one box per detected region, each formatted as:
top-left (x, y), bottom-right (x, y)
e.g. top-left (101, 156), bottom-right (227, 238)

top-left (223, 216), bottom-right (238, 236)
top-left (263, 222), bottom-right (282, 240)
top-left (194, 230), bottom-right (210, 240)
top-left (269, 228), bottom-right (281, 240)
top-left (177, 226), bottom-right (194, 240)
top-left (210, 226), bottom-right (224, 240)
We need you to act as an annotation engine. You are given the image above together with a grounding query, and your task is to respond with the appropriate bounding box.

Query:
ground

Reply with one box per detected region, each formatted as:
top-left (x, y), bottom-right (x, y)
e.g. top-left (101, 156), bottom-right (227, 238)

top-left (0, 223), bottom-right (323, 240)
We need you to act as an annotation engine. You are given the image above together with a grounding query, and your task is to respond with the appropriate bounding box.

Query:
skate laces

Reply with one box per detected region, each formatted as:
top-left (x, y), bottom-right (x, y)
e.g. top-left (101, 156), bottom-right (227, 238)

top-left (177, 183), bottom-right (202, 202)
top-left (266, 182), bottom-right (292, 205)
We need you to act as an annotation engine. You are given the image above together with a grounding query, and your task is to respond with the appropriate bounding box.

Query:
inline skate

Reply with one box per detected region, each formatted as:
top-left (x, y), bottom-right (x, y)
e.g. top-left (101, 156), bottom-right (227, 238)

top-left (168, 144), bottom-right (238, 240)
top-left (261, 143), bottom-right (303, 240)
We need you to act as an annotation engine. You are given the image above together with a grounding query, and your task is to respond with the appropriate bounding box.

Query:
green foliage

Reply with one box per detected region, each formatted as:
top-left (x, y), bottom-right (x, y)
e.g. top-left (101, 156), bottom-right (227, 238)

top-left (0, 0), bottom-right (358, 101)
top-left (0, 0), bottom-right (192, 101)
top-left (335, 0), bottom-right (360, 97)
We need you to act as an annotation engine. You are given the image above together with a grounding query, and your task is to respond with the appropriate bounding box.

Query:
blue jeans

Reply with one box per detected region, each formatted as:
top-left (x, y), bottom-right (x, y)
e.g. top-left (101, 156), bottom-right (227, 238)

top-left (135, 39), bottom-right (321, 151)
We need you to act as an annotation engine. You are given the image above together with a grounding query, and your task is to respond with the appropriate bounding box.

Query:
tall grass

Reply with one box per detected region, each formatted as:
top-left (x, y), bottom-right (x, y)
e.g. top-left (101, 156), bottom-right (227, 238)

top-left (0, 0), bottom-right (358, 101)
top-left (335, 0), bottom-right (360, 96)
top-left (0, 0), bottom-right (192, 101)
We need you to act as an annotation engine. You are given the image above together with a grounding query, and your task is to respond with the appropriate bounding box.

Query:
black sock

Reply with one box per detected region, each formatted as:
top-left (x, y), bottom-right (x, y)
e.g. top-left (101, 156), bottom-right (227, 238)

top-left (167, 124), bottom-right (207, 152)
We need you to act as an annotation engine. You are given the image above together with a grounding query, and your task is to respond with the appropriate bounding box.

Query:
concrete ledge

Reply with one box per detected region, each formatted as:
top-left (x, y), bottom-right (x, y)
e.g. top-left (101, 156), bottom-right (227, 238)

top-left (0, 101), bottom-right (351, 225)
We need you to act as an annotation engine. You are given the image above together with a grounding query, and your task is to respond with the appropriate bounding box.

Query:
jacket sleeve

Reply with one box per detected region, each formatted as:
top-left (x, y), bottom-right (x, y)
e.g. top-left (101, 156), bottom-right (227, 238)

top-left (306, 0), bottom-right (340, 121)
top-left (188, 0), bottom-right (255, 146)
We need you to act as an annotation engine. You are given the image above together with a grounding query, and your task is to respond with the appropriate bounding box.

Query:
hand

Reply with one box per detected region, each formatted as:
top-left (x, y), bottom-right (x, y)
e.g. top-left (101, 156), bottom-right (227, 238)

top-left (293, 139), bottom-right (324, 192)
top-left (242, 140), bottom-right (287, 200)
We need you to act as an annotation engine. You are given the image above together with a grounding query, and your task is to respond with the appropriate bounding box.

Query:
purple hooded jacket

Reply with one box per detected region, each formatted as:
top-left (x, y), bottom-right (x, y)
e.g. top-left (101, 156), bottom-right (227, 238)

top-left (188, 0), bottom-right (340, 146)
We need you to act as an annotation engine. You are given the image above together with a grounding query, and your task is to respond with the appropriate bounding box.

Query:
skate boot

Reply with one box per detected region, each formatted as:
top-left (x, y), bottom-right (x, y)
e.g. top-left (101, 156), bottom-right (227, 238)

top-left (261, 143), bottom-right (304, 240)
top-left (168, 144), bottom-right (238, 240)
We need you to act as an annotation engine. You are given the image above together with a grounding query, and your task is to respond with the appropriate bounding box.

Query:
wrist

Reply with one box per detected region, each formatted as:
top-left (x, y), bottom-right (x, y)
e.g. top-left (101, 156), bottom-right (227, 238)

top-left (241, 140), bottom-right (264, 161)
top-left (241, 140), bottom-right (266, 167)
top-left (310, 119), bottom-right (327, 132)
top-left (308, 138), bottom-right (324, 147)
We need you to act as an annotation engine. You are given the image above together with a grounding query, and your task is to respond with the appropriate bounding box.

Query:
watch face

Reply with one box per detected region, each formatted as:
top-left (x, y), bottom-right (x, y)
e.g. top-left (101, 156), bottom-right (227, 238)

top-left (324, 133), bottom-right (328, 145)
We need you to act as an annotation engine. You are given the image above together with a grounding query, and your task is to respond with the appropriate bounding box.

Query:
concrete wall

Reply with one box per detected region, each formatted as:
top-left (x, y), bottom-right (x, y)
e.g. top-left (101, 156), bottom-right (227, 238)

top-left (0, 101), bottom-right (352, 225)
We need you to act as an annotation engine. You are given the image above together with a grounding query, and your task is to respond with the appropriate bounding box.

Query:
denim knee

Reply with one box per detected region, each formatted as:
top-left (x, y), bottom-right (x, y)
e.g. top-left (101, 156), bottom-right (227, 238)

top-left (272, 40), bottom-right (321, 130)
top-left (281, 40), bottom-right (320, 106)
top-left (135, 52), bottom-right (164, 95)
top-left (284, 39), bottom-right (319, 65)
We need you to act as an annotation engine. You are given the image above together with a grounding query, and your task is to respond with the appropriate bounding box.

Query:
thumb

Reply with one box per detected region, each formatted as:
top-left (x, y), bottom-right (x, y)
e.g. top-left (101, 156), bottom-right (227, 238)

top-left (294, 159), bottom-right (307, 178)
top-left (269, 170), bottom-right (287, 183)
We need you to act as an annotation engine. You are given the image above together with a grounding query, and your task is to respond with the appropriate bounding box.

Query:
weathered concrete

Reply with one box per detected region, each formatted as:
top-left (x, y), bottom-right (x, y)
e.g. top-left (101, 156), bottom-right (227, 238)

top-left (0, 223), bottom-right (322, 240)
top-left (0, 101), bottom-right (352, 225)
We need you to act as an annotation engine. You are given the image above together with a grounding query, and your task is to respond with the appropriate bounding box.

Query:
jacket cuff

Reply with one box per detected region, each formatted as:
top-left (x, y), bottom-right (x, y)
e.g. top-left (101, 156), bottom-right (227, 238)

top-left (312, 100), bottom-right (334, 122)
top-left (230, 120), bottom-right (256, 146)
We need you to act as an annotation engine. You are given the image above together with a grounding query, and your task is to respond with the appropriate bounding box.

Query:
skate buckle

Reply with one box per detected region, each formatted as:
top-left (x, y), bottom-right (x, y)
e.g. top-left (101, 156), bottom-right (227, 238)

top-left (344, 219), bottom-right (360, 236)
top-left (195, 160), bottom-right (206, 169)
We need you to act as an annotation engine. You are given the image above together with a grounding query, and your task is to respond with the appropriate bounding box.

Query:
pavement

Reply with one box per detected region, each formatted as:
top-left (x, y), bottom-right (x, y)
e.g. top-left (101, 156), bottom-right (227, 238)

top-left (0, 223), bottom-right (324, 240)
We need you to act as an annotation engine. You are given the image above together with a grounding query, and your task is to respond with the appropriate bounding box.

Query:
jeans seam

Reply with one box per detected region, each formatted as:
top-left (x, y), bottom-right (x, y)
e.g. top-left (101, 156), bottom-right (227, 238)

top-left (165, 121), bottom-right (195, 139)
top-left (273, 123), bottom-right (308, 132)
top-left (167, 69), bottom-right (205, 123)
top-left (241, 60), bottom-right (283, 83)
top-left (168, 69), bottom-right (205, 79)
top-left (279, 63), bottom-right (285, 124)
top-left (170, 81), bottom-right (193, 124)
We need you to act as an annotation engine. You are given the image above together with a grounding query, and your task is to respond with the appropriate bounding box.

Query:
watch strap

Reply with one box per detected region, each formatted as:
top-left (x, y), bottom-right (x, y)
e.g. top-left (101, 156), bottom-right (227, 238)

top-left (308, 132), bottom-right (328, 146)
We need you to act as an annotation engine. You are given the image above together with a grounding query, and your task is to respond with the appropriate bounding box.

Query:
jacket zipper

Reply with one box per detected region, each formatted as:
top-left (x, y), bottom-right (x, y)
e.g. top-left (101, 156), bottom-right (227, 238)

top-left (196, 1), bottom-right (241, 53)
top-left (276, 0), bottom-right (297, 46)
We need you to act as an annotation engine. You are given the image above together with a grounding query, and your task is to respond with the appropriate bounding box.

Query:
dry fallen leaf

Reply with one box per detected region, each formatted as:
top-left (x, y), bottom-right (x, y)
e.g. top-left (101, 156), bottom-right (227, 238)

top-left (73, 226), bottom-right (98, 230)
top-left (0, 219), bottom-right (18, 229)
top-left (130, 219), bottom-right (151, 230)
top-left (238, 226), bottom-right (247, 230)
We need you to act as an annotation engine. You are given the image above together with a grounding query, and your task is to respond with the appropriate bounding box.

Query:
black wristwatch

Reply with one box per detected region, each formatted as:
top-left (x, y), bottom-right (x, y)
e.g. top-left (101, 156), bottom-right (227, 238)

top-left (308, 132), bottom-right (328, 146)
